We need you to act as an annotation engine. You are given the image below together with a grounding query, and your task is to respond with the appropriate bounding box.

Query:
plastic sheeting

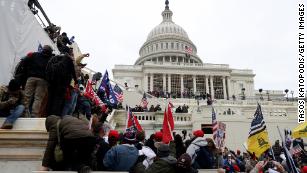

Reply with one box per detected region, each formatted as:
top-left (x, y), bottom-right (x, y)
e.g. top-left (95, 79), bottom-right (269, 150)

top-left (0, 0), bottom-right (58, 85)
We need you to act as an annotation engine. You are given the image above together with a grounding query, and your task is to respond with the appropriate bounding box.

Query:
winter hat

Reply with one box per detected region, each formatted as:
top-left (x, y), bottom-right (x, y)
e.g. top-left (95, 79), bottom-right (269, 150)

top-left (157, 143), bottom-right (170, 158)
top-left (109, 130), bottom-right (119, 140)
top-left (176, 153), bottom-right (192, 169)
top-left (301, 166), bottom-right (307, 173)
top-left (193, 130), bottom-right (204, 137)
top-left (154, 131), bottom-right (163, 142)
top-left (123, 131), bottom-right (136, 144)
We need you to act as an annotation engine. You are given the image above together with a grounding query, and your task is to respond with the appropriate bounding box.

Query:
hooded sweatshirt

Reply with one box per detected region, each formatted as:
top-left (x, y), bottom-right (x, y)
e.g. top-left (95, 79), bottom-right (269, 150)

top-left (186, 137), bottom-right (208, 164)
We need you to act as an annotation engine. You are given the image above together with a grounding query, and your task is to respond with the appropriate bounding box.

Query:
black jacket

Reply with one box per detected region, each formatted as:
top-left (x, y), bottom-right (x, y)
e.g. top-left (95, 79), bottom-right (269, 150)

top-left (24, 52), bottom-right (52, 79)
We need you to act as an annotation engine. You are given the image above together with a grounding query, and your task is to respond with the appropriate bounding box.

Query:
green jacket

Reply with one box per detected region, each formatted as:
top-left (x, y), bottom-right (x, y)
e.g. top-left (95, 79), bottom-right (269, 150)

top-left (135, 156), bottom-right (177, 173)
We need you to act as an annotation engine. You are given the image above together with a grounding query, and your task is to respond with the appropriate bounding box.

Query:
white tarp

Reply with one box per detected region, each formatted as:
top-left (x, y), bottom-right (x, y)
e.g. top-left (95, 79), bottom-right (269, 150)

top-left (0, 0), bottom-right (58, 85)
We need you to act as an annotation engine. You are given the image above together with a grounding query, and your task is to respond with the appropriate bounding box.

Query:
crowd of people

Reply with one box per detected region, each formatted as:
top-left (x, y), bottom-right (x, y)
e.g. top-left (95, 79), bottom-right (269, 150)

top-left (0, 37), bottom-right (117, 129)
top-left (40, 118), bottom-right (307, 173)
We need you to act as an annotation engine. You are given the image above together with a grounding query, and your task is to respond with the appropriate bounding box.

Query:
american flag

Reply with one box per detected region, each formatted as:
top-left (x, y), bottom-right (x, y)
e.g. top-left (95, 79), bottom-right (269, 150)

top-left (185, 45), bottom-right (193, 54)
top-left (212, 107), bottom-right (218, 140)
top-left (249, 104), bottom-right (266, 136)
top-left (113, 84), bottom-right (124, 103)
top-left (141, 92), bottom-right (148, 109)
top-left (290, 145), bottom-right (303, 155)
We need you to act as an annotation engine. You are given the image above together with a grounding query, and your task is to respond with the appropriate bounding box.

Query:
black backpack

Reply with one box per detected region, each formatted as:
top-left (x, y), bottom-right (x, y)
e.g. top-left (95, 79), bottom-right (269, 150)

top-left (193, 145), bottom-right (213, 169)
top-left (45, 55), bottom-right (73, 85)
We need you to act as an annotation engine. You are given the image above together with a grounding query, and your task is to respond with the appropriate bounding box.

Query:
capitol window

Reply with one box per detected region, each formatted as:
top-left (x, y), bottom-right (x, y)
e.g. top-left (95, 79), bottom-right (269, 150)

top-left (181, 44), bottom-right (184, 50)
top-left (166, 43), bottom-right (168, 49)
top-left (176, 43), bottom-right (179, 49)
top-left (171, 43), bottom-right (174, 49)
top-left (156, 44), bottom-right (158, 50)
top-left (161, 43), bottom-right (163, 49)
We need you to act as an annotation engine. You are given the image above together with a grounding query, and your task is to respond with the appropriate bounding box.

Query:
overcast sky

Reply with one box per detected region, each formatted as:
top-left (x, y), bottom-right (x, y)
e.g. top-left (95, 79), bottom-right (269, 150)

top-left (39, 0), bottom-right (303, 94)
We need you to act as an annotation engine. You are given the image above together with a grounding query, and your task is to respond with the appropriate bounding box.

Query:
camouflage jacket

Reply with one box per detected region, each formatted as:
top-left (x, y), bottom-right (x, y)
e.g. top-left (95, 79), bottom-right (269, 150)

top-left (0, 86), bottom-right (24, 111)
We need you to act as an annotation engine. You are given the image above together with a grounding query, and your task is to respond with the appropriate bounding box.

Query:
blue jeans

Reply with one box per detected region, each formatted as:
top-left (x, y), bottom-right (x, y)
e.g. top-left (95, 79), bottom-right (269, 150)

top-left (0, 105), bottom-right (25, 124)
top-left (62, 90), bottom-right (79, 116)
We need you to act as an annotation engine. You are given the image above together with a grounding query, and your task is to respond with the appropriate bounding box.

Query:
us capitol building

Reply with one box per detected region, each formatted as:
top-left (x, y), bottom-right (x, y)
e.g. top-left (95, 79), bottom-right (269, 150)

top-left (113, 1), bottom-right (272, 100)
top-left (0, 1), bottom-right (299, 172)
top-left (111, 0), bottom-right (298, 148)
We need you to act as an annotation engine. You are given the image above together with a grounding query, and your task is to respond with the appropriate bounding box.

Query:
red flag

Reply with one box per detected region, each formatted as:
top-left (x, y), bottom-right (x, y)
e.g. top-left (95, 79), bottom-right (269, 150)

top-left (162, 102), bottom-right (174, 144)
top-left (126, 107), bottom-right (143, 132)
top-left (84, 80), bottom-right (105, 108)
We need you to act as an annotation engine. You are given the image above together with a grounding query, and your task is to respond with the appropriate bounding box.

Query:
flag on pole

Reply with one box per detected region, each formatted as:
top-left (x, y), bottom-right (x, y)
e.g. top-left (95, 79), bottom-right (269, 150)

top-left (290, 144), bottom-right (303, 156)
top-left (283, 142), bottom-right (300, 173)
top-left (141, 92), bottom-right (148, 109)
top-left (212, 107), bottom-right (218, 140)
top-left (246, 103), bottom-right (271, 158)
top-left (162, 102), bottom-right (174, 144)
top-left (126, 106), bottom-right (143, 132)
top-left (98, 70), bottom-right (118, 106)
top-left (185, 45), bottom-right (193, 55)
top-left (292, 122), bottom-right (307, 139)
top-left (113, 84), bottom-right (124, 103)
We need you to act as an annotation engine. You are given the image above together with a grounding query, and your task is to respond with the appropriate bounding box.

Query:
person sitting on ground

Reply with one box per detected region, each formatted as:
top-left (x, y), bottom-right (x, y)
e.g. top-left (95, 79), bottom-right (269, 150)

top-left (103, 130), bottom-right (139, 171)
top-left (0, 79), bottom-right (24, 129)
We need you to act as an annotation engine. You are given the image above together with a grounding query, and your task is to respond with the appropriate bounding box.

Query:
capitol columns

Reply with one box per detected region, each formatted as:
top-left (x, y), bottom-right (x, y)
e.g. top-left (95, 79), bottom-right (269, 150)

top-left (222, 76), bottom-right (227, 99)
top-left (193, 75), bottom-right (196, 94)
top-left (162, 74), bottom-right (166, 92)
top-left (143, 73), bottom-right (148, 92)
top-left (205, 76), bottom-right (209, 94)
top-left (150, 73), bottom-right (154, 92)
top-left (210, 76), bottom-right (214, 99)
top-left (180, 74), bottom-right (184, 97)
top-left (168, 74), bottom-right (171, 93)
top-left (227, 77), bottom-right (231, 99)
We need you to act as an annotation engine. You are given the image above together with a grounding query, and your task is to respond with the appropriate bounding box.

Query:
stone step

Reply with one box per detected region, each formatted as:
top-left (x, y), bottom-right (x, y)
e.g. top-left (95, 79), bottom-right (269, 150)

top-left (0, 118), bottom-right (46, 131)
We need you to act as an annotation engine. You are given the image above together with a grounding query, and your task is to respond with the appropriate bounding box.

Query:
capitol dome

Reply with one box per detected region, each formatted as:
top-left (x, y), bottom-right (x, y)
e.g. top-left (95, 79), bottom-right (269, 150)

top-left (135, 0), bottom-right (203, 65)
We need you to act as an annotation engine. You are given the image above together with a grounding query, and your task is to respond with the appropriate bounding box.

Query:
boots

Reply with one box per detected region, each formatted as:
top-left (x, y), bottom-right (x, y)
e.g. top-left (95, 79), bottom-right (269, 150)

top-left (1, 122), bottom-right (13, 129)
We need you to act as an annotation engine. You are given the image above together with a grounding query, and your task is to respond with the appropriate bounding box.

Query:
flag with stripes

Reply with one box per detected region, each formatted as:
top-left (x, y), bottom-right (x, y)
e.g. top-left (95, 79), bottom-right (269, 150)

top-left (185, 45), bottom-right (193, 54)
top-left (113, 84), bottom-right (124, 103)
top-left (283, 142), bottom-right (300, 173)
top-left (126, 106), bottom-right (143, 132)
top-left (290, 144), bottom-right (303, 156)
top-left (141, 92), bottom-right (148, 109)
top-left (212, 107), bottom-right (218, 140)
top-left (247, 103), bottom-right (271, 158)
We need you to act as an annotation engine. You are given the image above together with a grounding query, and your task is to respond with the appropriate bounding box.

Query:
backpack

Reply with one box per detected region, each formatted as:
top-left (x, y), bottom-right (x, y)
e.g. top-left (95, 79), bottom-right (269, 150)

top-left (193, 145), bottom-right (213, 169)
top-left (46, 55), bottom-right (72, 85)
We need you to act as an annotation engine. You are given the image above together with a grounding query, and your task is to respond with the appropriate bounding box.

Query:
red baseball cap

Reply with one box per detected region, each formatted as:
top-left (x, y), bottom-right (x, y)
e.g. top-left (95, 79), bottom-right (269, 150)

top-left (108, 130), bottom-right (119, 140)
top-left (193, 130), bottom-right (204, 137)
top-left (154, 131), bottom-right (163, 142)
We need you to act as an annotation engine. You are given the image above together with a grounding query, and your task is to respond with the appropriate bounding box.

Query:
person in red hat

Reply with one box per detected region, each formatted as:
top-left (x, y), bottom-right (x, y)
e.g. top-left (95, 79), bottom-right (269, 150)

top-left (108, 130), bottom-right (119, 147)
top-left (154, 131), bottom-right (163, 142)
top-left (301, 166), bottom-right (307, 173)
top-left (186, 129), bottom-right (213, 169)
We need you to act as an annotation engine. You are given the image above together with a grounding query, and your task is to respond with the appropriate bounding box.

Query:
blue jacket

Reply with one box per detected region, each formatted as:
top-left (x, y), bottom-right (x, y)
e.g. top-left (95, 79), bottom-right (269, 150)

top-left (103, 144), bottom-right (139, 171)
